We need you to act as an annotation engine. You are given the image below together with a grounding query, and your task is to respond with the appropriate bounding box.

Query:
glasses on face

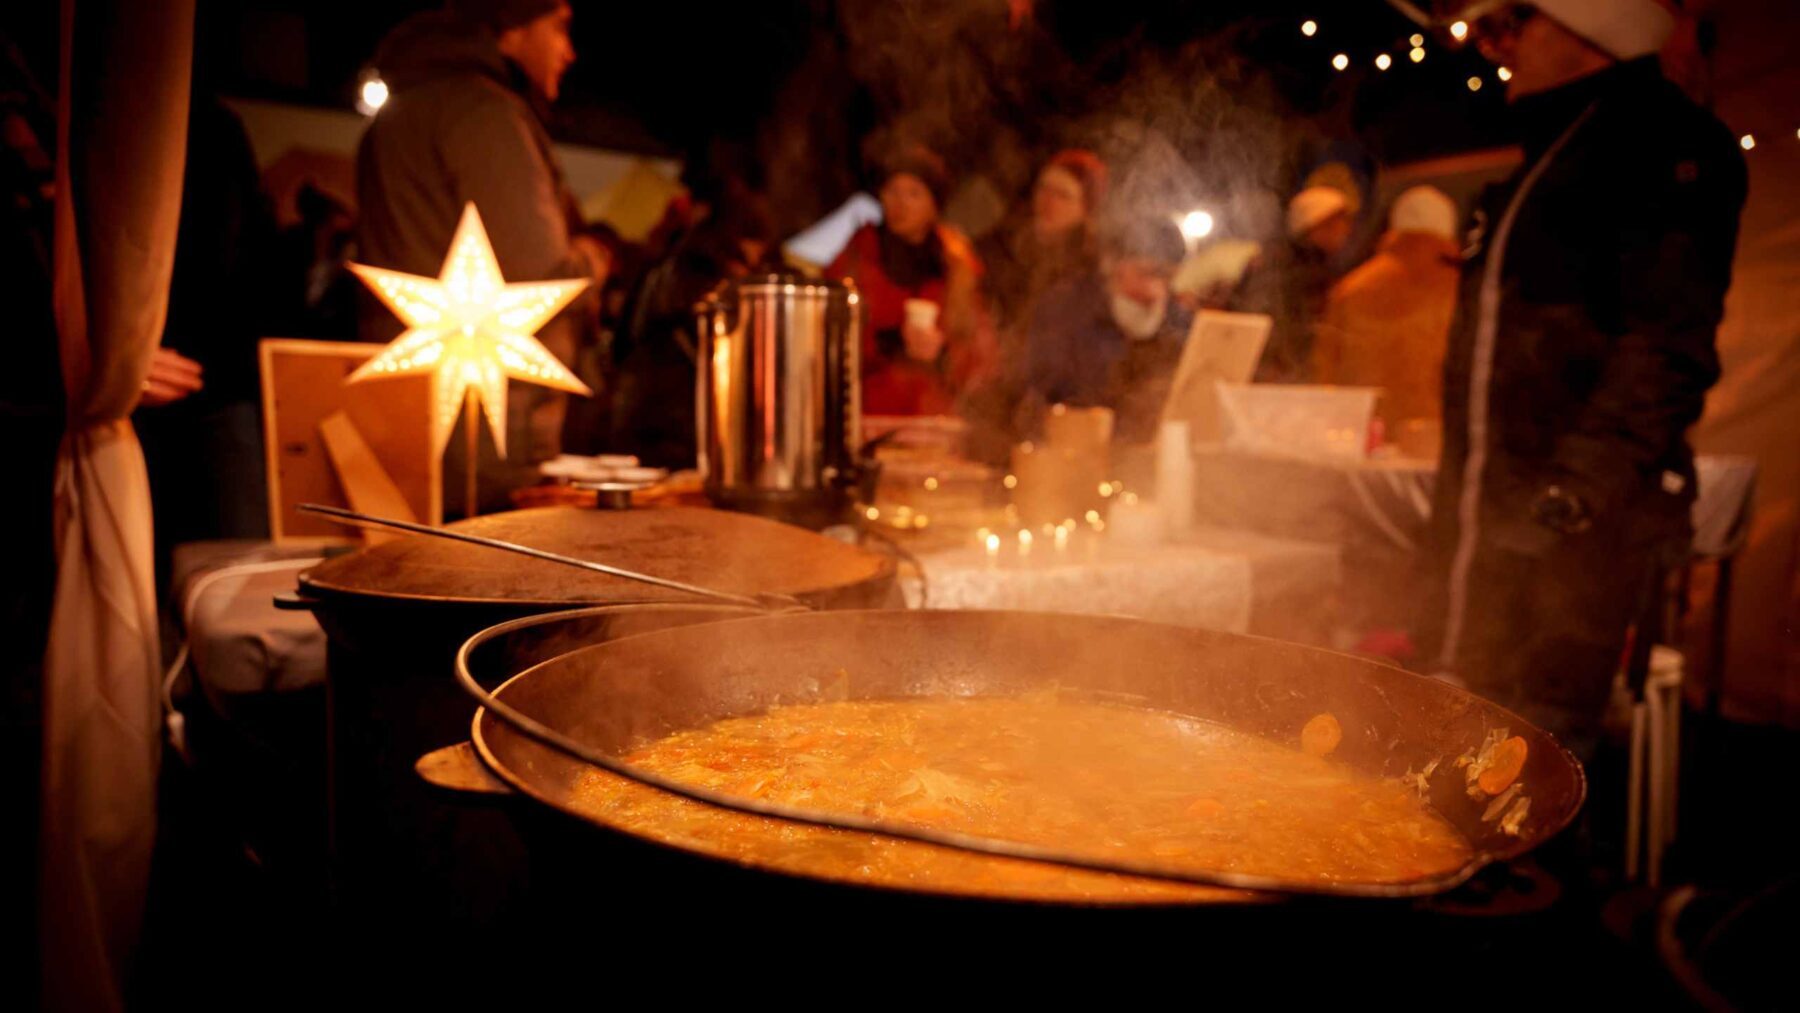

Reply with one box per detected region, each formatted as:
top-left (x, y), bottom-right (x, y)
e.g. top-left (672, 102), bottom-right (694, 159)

top-left (1467, 2), bottom-right (1536, 47)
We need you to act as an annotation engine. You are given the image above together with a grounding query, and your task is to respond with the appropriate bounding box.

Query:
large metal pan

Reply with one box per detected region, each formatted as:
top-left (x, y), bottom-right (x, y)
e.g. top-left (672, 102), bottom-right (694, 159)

top-left (457, 606), bottom-right (1586, 905)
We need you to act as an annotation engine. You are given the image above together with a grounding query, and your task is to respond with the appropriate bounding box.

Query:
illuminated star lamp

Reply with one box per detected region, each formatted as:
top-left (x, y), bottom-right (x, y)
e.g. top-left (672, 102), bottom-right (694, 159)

top-left (347, 202), bottom-right (591, 515)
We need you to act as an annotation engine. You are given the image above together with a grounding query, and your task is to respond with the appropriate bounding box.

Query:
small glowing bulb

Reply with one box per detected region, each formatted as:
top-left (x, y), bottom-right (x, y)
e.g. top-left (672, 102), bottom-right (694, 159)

top-left (1467, 76), bottom-right (1483, 92)
top-left (985, 533), bottom-right (1001, 554)
top-left (1497, 66), bottom-right (1513, 82)
top-left (1450, 20), bottom-right (1469, 41)
top-left (1301, 19), bottom-right (1318, 37)
top-left (1003, 474), bottom-right (1018, 489)
top-left (1375, 53), bottom-right (1392, 71)
top-left (1331, 52), bottom-right (1349, 72)
top-left (1410, 33), bottom-right (1424, 47)
top-left (1739, 133), bottom-right (1756, 150)
top-left (1178, 209), bottom-right (1215, 241)
top-left (1085, 509), bottom-right (1102, 525)
top-left (864, 506), bottom-right (880, 521)
top-left (358, 76), bottom-right (389, 115)
top-left (923, 476), bottom-right (939, 491)
top-left (1410, 46), bottom-right (1426, 63)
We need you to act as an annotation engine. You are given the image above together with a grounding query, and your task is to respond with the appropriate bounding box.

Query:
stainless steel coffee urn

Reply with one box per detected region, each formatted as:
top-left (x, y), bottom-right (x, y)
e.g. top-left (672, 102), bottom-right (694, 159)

top-left (694, 273), bottom-right (862, 527)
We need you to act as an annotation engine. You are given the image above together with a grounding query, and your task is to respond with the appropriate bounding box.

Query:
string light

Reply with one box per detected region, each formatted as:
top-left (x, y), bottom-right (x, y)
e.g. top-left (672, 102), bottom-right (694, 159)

top-left (1467, 76), bottom-right (1483, 92)
top-left (1450, 20), bottom-right (1469, 41)
top-left (1178, 209), bottom-right (1215, 241)
top-left (1332, 52), bottom-right (1349, 71)
top-left (1739, 134), bottom-right (1755, 150)
top-left (1497, 66), bottom-right (1513, 82)
top-left (1409, 46), bottom-right (1427, 63)
top-left (1301, 19), bottom-right (1318, 37)
top-left (1375, 53), bottom-right (1392, 70)
top-left (356, 74), bottom-right (388, 116)
top-left (1410, 33), bottom-right (1425, 47)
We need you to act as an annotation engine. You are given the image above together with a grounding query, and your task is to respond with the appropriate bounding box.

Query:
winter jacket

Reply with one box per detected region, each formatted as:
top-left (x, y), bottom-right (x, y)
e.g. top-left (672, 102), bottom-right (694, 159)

top-left (354, 11), bottom-right (592, 503)
top-left (1313, 229), bottom-right (1462, 428)
top-left (827, 223), bottom-right (993, 415)
top-left (1418, 58), bottom-right (1746, 686)
top-left (1020, 271), bottom-right (1193, 445)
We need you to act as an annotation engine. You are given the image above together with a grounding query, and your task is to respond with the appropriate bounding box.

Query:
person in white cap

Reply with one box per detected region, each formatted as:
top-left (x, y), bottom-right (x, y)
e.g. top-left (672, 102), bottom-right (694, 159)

top-left (1248, 183), bottom-right (1357, 380)
top-left (1286, 184), bottom-right (1354, 258)
top-left (1415, 1), bottom-right (1746, 757)
top-left (1314, 185), bottom-right (1462, 430)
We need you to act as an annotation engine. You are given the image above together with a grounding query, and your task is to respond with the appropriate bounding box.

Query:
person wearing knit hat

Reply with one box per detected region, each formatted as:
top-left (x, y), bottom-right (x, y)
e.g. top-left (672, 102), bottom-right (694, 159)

top-left (1286, 185), bottom-right (1353, 255)
top-left (879, 145), bottom-right (953, 214)
top-left (1463, 0), bottom-right (1674, 99)
top-left (357, 0), bottom-right (602, 513)
top-left (1313, 185), bottom-right (1463, 433)
top-left (1011, 215), bottom-right (1193, 444)
top-left (828, 144), bottom-right (993, 416)
top-left (1034, 149), bottom-right (1108, 239)
top-left (1414, 0), bottom-right (1746, 761)
top-left (977, 149), bottom-right (1110, 334)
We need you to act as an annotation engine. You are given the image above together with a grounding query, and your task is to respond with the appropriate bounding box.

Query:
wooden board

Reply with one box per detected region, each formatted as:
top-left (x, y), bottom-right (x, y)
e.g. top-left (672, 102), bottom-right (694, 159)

top-left (260, 338), bottom-right (440, 542)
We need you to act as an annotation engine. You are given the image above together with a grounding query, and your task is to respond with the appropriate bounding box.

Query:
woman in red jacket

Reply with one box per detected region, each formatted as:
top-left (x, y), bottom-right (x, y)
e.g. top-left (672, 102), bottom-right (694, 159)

top-left (827, 146), bottom-right (992, 416)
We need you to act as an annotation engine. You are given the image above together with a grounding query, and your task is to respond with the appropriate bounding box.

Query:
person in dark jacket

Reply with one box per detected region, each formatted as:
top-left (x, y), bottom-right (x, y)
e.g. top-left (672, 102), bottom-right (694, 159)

top-left (1416, 0), bottom-right (1746, 755)
top-left (133, 94), bottom-right (281, 586)
top-left (607, 185), bottom-right (778, 468)
top-left (1017, 216), bottom-right (1192, 445)
top-left (356, 0), bottom-right (603, 513)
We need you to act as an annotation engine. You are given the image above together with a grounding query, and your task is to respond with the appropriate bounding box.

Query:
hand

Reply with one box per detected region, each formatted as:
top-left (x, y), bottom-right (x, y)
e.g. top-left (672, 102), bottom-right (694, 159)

top-left (901, 321), bottom-right (946, 363)
top-left (570, 235), bottom-right (611, 285)
top-left (139, 348), bottom-right (204, 407)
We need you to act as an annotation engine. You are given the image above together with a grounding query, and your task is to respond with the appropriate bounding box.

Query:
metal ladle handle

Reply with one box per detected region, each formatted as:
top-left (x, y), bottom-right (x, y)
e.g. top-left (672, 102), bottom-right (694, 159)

top-left (297, 503), bottom-right (797, 610)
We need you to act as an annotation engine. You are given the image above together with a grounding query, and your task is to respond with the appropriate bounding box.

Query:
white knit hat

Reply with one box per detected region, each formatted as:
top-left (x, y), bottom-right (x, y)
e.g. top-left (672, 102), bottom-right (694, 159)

top-left (1465, 0), bottom-right (1676, 61)
top-left (1286, 186), bottom-right (1350, 238)
top-left (1389, 186), bottom-right (1459, 240)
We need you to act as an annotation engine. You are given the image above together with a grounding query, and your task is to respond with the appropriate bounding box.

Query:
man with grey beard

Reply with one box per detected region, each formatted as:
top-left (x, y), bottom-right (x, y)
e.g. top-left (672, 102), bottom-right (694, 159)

top-left (1016, 215), bottom-right (1192, 444)
top-left (1416, 0), bottom-right (1745, 758)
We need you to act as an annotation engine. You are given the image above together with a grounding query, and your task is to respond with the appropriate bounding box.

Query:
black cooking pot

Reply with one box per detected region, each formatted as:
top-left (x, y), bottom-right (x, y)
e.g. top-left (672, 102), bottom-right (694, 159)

top-left (279, 506), bottom-right (897, 923)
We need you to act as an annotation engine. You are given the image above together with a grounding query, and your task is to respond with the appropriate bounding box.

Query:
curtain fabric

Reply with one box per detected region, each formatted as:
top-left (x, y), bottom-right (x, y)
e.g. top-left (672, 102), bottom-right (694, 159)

top-left (42, 0), bottom-right (193, 1008)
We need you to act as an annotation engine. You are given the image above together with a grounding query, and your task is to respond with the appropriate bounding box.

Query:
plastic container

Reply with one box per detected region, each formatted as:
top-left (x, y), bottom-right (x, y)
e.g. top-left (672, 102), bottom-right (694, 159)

top-left (1215, 382), bottom-right (1379, 460)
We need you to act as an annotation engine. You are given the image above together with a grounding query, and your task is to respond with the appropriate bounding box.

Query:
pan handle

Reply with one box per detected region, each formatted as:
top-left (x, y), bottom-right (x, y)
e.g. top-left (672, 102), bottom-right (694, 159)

top-left (415, 741), bottom-right (515, 799)
top-left (272, 590), bottom-right (321, 611)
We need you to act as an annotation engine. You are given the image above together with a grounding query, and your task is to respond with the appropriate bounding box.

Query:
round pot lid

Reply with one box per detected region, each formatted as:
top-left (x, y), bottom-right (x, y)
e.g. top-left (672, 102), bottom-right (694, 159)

top-left (299, 506), bottom-right (895, 607)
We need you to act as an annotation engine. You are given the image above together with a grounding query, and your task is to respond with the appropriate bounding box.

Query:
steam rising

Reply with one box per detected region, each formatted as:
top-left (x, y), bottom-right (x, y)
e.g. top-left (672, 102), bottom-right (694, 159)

top-left (759, 2), bottom-right (1316, 247)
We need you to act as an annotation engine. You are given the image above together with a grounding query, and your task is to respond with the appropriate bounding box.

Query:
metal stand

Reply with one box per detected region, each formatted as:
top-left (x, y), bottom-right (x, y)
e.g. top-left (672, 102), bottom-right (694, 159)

top-left (464, 388), bottom-right (479, 519)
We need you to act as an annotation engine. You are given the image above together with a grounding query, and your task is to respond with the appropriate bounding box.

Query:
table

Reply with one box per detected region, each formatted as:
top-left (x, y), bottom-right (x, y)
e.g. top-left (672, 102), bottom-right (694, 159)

top-left (1189, 447), bottom-right (1759, 631)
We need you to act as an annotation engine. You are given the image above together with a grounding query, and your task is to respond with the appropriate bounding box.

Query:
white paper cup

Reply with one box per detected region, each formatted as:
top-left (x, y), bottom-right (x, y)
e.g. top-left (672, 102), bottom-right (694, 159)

top-left (903, 298), bottom-right (940, 330)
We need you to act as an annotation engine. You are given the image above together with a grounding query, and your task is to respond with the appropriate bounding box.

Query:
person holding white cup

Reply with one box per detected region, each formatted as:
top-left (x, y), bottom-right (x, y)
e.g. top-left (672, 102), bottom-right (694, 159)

top-left (827, 144), bottom-right (994, 416)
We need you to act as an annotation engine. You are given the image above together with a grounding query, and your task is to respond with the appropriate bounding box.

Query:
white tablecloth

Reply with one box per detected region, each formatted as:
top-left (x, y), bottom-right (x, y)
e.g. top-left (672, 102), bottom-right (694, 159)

top-left (908, 541), bottom-right (1252, 632)
top-left (905, 526), bottom-right (1346, 637)
top-left (1192, 447), bottom-right (1758, 558)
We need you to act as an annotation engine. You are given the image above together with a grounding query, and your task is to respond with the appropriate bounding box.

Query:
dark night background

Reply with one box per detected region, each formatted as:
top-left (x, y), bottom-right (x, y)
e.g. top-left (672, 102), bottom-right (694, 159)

top-left (2, 1), bottom-right (1516, 190)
